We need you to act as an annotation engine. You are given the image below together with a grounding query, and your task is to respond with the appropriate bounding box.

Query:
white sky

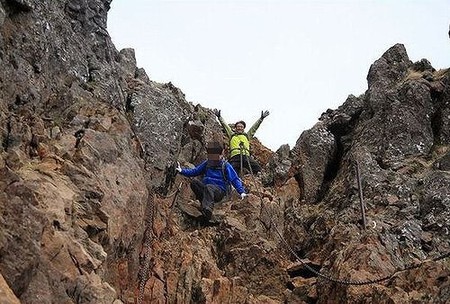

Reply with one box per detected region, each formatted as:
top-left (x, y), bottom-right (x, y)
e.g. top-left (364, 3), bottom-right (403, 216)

top-left (107, 0), bottom-right (450, 151)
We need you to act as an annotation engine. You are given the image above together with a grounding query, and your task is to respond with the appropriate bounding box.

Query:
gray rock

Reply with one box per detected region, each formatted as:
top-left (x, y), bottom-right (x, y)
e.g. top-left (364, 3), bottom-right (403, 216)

top-left (1, 0), bottom-right (449, 302)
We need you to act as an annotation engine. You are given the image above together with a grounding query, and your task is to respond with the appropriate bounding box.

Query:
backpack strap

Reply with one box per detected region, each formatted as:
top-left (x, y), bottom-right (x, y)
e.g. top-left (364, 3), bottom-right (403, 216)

top-left (223, 161), bottom-right (234, 196)
top-left (221, 161), bottom-right (228, 182)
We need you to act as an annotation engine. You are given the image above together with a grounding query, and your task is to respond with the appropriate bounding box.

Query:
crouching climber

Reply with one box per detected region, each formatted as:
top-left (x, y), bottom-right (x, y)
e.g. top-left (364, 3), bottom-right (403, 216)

top-left (176, 141), bottom-right (247, 221)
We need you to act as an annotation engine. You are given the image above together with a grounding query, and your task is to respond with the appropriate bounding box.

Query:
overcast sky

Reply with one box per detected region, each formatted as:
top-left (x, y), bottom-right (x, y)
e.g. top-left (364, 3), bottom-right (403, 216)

top-left (107, 0), bottom-right (450, 151)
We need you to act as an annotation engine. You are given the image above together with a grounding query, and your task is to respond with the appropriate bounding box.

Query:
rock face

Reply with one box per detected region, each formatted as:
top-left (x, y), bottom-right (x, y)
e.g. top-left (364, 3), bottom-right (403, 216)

top-left (281, 44), bottom-right (450, 302)
top-left (0, 1), bottom-right (148, 303)
top-left (0, 1), bottom-right (449, 304)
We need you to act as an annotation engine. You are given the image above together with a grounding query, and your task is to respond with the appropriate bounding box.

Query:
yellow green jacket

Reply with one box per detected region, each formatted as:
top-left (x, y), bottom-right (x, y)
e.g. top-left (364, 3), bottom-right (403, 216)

top-left (218, 116), bottom-right (264, 158)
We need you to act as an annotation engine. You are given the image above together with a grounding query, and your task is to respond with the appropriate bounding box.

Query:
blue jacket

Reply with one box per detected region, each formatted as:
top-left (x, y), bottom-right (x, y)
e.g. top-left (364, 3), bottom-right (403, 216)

top-left (180, 160), bottom-right (245, 194)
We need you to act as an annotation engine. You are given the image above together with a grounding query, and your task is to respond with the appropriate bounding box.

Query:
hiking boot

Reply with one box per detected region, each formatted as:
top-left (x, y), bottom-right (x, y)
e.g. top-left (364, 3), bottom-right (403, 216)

top-left (202, 208), bottom-right (212, 221)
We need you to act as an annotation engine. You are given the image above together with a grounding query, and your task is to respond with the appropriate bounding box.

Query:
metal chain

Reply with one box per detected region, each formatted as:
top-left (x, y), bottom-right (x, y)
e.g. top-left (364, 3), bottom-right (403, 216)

top-left (244, 157), bottom-right (450, 285)
top-left (136, 188), bottom-right (159, 304)
top-left (136, 183), bottom-right (185, 303)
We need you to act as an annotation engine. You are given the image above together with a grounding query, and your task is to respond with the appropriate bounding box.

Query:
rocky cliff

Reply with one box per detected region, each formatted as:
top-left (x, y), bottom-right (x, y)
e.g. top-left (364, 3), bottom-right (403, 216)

top-left (0, 1), bottom-right (449, 303)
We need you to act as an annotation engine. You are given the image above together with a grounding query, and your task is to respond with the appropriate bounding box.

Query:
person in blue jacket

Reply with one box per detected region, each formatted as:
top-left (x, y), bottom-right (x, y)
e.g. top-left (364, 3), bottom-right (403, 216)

top-left (176, 141), bottom-right (247, 221)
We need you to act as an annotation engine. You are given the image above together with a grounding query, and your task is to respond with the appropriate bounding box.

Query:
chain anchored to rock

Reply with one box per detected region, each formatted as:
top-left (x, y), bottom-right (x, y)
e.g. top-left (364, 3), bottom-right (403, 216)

top-left (246, 156), bottom-right (450, 286)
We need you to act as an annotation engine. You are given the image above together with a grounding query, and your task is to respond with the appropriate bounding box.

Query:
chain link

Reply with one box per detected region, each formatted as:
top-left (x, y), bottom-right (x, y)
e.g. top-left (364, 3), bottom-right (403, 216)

top-left (245, 156), bottom-right (450, 285)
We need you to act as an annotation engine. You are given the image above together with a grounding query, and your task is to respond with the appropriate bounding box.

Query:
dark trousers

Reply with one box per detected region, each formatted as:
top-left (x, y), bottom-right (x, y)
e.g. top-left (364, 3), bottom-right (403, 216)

top-left (229, 154), bottom-right (261, 176)
top-left (190, 179), bottom-right (225, 212)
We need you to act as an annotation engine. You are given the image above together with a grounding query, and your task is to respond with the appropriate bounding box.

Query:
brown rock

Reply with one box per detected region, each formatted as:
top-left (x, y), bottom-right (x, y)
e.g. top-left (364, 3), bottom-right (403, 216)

top-left (0, 273), bottom-right (20, 304)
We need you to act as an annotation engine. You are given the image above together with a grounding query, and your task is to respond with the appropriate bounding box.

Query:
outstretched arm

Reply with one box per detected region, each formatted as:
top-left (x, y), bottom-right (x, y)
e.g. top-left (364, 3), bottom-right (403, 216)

top-left (214, 109), bottom-right (233, 138)
top-left (248, 110), bottom-right (269, 137)
top-left (179, 160), bottom-right (207, 177)
top-left (225, 163), bottom-right (245, 194)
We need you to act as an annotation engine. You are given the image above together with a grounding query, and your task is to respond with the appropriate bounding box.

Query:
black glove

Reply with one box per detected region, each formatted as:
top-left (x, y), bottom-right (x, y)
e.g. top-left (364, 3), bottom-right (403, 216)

top-left (213, 109), bottom-right (221, 118)
top-left (261, 110), bottom-right (270, 119)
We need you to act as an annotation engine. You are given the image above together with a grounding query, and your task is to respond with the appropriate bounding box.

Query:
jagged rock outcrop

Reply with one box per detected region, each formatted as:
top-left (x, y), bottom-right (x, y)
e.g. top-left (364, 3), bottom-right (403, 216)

top-left (0, 1), bottom-right (147, 303)
top-left (0, 1), bottom-right (449, 303)
top-left (279, 44), bottom-right (450, 303)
